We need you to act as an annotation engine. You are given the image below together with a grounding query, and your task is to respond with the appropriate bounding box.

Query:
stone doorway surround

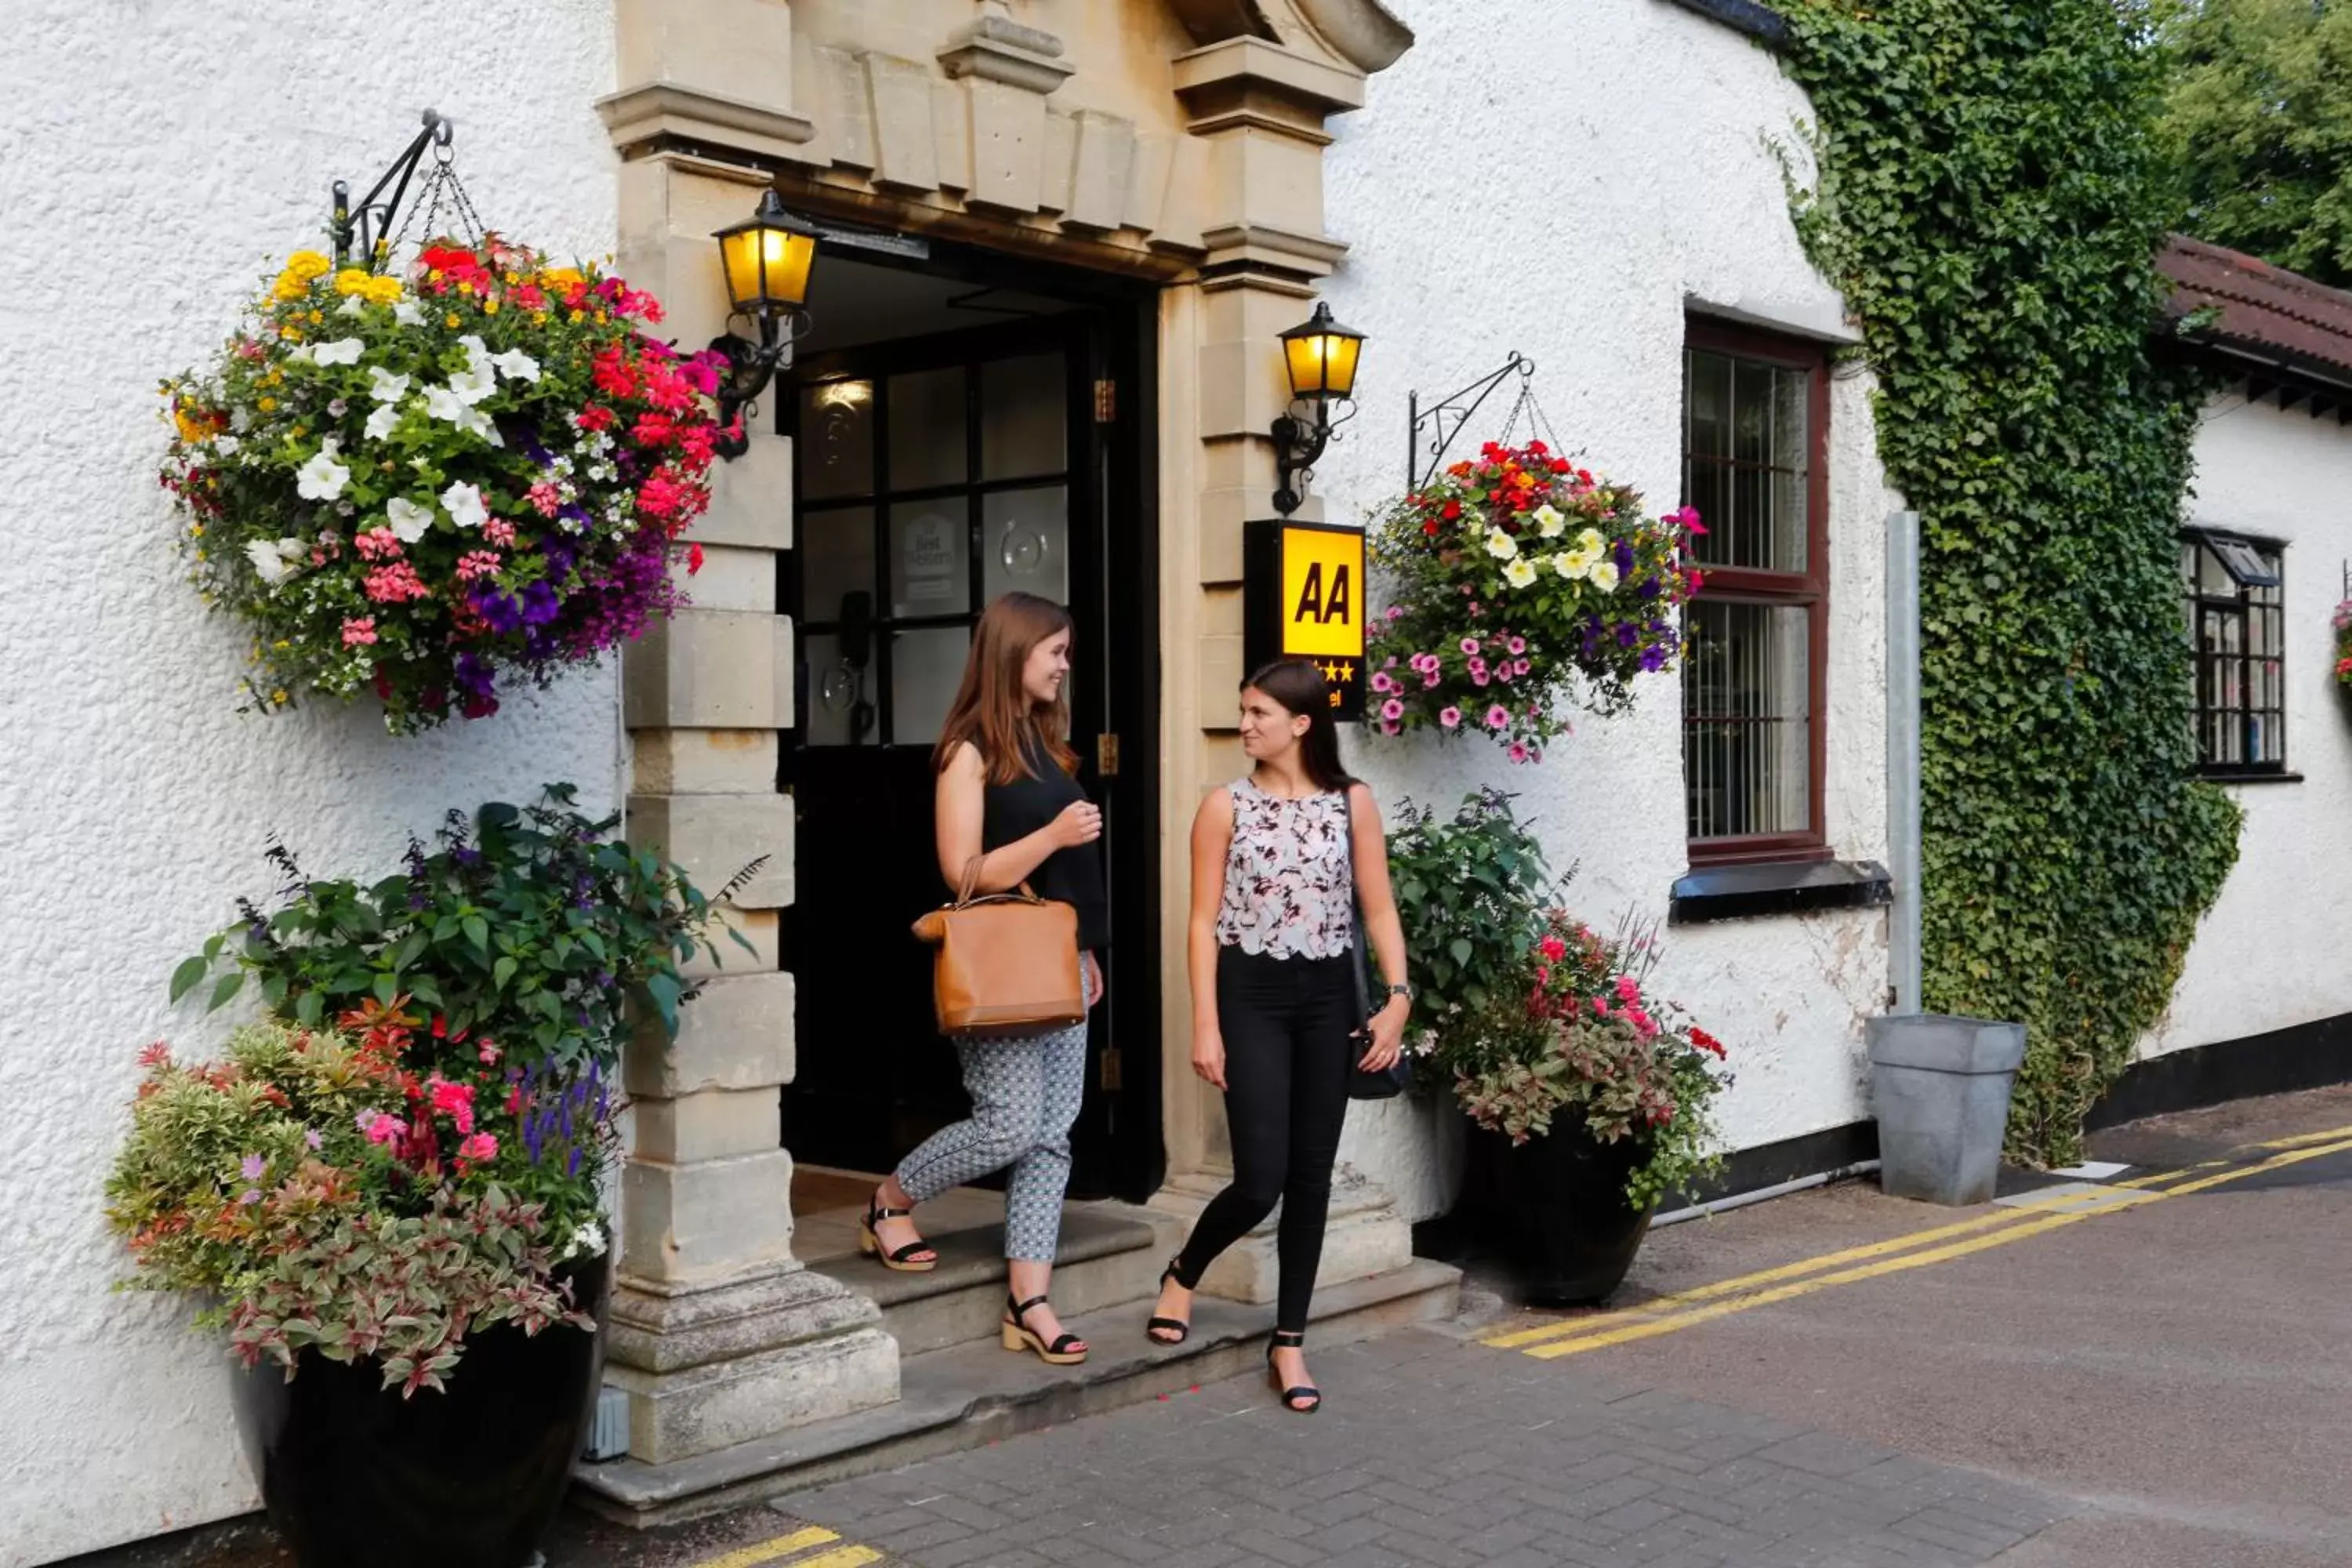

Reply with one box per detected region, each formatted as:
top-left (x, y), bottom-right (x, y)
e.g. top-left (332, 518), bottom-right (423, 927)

top-left (594, 0), bottom-right (1419, 1486)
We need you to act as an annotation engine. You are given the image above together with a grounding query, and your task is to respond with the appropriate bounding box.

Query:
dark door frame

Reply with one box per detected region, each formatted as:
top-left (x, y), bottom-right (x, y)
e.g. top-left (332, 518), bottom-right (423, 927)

top-left (772, 238), bottom-right (1164, 1204)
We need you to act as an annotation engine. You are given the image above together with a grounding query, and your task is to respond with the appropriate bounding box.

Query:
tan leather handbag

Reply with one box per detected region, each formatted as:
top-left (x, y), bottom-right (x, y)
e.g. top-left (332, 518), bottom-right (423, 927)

top-left (909, 858), bottom-right (1084, 1040)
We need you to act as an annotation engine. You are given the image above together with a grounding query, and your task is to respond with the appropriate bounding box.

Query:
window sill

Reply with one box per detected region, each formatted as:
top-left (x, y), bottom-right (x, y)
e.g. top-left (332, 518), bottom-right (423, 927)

top-left (2201, 770), bottom-right (2303, 786)
top-left (1669, 858), bottom-right (1892, 925)
top-left (1661, 0), bottom-right (1791, 47)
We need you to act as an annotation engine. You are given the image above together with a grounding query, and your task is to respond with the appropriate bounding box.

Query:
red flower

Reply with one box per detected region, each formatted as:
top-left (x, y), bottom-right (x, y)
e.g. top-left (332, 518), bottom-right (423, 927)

top-left (1423, 521), bottom-right (1439, 536)
top-left (637, 469), bottom-right (689, 521)
top-left (1441, 499), bottom-right (1462, 521)
top-left (1690, 1027), bottom-right (1726, 1058)
top-left (591, 348), bottom-right (638, 401)
top-left (687, 543), bottom-right (705, 576)
top-left (137, 1041), bottom-right (172, 1068)
top-left (633, 413), bottom-right (676, 449)
top-left (577, 404), bottom-right (618, 434)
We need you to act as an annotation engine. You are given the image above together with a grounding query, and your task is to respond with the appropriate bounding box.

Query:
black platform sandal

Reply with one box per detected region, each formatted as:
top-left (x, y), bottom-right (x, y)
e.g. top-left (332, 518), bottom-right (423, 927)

top-left (1001, 1293), bottom-right (1088, 1365)
top-left (858, 1193), bottom-right (936, 1272)
top-left (1266, 1330), bottom-right (1320, 1414)
top-left (1146, 1258), bottom-right (1193, 1346)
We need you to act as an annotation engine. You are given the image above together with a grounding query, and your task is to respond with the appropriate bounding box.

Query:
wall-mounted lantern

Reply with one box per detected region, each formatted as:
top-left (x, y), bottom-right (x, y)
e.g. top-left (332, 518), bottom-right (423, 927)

top-left (709, 189), bottom-right (821, 459)
top-left (1270, 301), bottom-right (1365, 516)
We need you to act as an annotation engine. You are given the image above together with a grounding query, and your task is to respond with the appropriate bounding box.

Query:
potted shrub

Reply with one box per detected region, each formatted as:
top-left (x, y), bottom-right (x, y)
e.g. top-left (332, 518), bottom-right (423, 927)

top-left (109, 786), bottom-right (753, 1568)
top-left (1439, 913), bottom-right (1731, 1305)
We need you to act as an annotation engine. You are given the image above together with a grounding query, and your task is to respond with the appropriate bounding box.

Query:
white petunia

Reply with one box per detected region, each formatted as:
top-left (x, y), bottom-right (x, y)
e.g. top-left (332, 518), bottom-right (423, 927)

top-left (364, 402), bottom-right (402, 443)
top-left (1484, 528), bottom-right (1519, 561)
top-left (1577, 527), bottom-right (1606, 555)
top-left (367, 367), bottom-right (411, 404)
top-left (213, 434), bottom-right (241, 456)
top-left (294, 440), bottom-right (350, 502)
top-left (490, 348), bottom-right (541, 383)
top-left (393, 300), bottom-right (425, 327)
top-left (310, 338), bottom-right (365, 366)
top-left (562, 1220), bottom-right (607, 1261)
top-left (1555, 550), bottom-right (1589, 580)
top-left (448, 335), bottom-right (497, 404)
top-left (339, 296), bottom-right (366, 317)
top-left (440, 481), bottom-right (488, 531)
top-left (244, 537), bottom-right (306, 585)
top-left (1532, 504), bottom-right (1566, 539)
top-left (1588, 559), bottom-right (1621, 593)
top-left (387, 497), bottom-right (434, 543)
top-left (1503, 557), bottom-right (1538, 590)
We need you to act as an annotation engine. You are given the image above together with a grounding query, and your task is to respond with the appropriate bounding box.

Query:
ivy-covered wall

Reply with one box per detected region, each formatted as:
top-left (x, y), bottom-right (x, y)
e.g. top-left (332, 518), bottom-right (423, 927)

top-left (1778, 0), bottom-right (2244, 1163)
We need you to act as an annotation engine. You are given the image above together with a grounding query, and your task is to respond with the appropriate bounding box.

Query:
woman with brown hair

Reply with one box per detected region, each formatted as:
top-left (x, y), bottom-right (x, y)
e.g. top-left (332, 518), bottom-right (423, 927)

top-left (860, 591), bottom-right (1107, 1367)
top-left (1144, 657), bottom-right (1410, 1412)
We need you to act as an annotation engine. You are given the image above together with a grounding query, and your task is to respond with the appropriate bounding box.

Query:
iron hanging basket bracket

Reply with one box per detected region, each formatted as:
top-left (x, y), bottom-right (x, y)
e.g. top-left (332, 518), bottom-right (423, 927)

top-left (330, 109), bottom-right (453, 268)
top-left (1406, 351), bottom-right (1535, 492)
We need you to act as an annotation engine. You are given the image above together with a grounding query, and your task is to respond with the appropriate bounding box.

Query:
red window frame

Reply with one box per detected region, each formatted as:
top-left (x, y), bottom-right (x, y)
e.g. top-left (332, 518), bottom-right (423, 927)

top-left (1680, 318), bottom-right (1831, 866)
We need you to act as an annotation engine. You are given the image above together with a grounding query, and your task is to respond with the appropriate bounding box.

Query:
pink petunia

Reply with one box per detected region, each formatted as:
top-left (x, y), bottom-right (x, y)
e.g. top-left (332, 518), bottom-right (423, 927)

top-left (457, 1133), bottom-right (499, 1163)
top-left (1460, 637), bottom-right (1481, 656)
top-left (1370, 672), bottom-right (1393, 694)
top-left (1422, 670), bottom-right (1440, 689)
top-left (1381, 698), bottom-right (1404, 721)
top-left (1616, 975), bottom-right (1642, 1003)
top-left (340, 615), bottom-right (378, 648)
top-left (1514, 659), bottom-right (1530, 677)
top-left (358, 1109), bottom-right (401, 1148)
top-left (1508, 742), bottom-right (1529, 763)
top-left (1485, 705), bottom-right (1510, 730)
top-left (1439, 706), bottom-right (1462, 729)
top-left (1472, 669), bottom-right (1491, 687)
top-left (1508, 637), bottom-right (1527, 655)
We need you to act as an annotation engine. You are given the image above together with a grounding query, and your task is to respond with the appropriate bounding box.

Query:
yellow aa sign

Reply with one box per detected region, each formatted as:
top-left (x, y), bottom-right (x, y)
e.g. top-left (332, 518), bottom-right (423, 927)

top-left (1281, 526), bottom-right (1363, 659)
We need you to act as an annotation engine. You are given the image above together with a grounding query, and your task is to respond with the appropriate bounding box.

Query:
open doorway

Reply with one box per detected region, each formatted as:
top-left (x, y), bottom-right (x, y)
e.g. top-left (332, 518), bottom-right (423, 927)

top-left (775, 236), bottom-right (1163, 1211)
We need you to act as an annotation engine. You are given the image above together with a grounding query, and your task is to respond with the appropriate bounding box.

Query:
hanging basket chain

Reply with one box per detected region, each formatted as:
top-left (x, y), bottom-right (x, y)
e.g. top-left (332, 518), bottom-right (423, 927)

top-left (387, 151), bottom-right (488, 267)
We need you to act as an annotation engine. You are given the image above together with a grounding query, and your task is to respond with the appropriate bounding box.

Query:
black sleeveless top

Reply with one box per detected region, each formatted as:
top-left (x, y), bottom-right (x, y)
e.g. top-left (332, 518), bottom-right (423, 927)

top-left (980, 734), bottom-right (1109, 951)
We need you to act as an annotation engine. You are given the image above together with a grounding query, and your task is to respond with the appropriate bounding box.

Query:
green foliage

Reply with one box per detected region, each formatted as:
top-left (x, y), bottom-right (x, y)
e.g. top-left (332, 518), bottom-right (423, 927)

top-left (2152, 0), bottom-right (2352, 288)
top-left (178, 783), bottom-right (759, 1074)
top-left (1383, 789), bottom-right (1562, 1060)
top-left (1780, 0), bottom-right (2243, 1163)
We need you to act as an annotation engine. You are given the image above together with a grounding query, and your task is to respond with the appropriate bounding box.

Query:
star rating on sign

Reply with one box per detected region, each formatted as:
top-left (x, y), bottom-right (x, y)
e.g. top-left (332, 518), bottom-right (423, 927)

top-left (1319, 660), bottom-right (1354, 686)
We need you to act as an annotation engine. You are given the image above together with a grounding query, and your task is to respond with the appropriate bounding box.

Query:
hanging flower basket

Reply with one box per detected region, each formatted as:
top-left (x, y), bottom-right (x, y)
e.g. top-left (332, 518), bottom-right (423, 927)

top-left (2334, 597), bottom-right (2352, 686)
top-left (1366, 440), bottom-right (1704, 760)
top-left (161, 237), bottom-right (728, 733)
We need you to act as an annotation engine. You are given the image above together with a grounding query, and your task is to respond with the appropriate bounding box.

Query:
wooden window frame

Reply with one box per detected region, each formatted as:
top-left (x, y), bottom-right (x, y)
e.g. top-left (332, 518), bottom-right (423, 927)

top-left (2180, 528), bottom-right (2288, 779)
top-left (1681, 318), bottom-right (1832, 866)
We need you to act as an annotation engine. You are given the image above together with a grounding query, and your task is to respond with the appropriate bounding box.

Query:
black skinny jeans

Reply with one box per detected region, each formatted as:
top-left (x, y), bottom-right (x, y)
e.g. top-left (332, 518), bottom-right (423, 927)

top-left (1174, 946), bottom-right (1356, 1334)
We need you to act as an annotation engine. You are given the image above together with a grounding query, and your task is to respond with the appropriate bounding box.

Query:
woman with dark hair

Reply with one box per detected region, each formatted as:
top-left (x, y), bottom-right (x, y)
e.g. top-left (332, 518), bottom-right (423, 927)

top-left (1144, 657), bottom-right (1410, 1412)
top-left (860, 590), bottom-right (1106, 1367)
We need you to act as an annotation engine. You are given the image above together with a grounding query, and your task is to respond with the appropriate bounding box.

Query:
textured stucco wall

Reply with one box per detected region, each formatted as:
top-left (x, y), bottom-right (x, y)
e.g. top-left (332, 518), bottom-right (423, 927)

top-left (2144, 392), bottom-right (2352, 1058)
top-left (0, 4), bottom-right (619, 1561)
top-left (1315, 0), bottom-right (1899, 1218)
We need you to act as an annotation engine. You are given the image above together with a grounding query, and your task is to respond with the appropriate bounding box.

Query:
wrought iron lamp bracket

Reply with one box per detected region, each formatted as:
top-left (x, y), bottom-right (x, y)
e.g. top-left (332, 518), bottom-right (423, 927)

top-left (709, 307), bottom-right (817, 459)
top-left (1272, 395), bottom-right (1356, 517)
top-left (331, 110), bottom-right (452, 268)
top-left (1406, 351), bottom-right (1534, 492)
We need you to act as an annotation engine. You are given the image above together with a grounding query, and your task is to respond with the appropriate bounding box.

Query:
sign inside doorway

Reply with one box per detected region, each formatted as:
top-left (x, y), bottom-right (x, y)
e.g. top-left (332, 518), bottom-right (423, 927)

top-left (1243, 519), bottom-right (1366, 720)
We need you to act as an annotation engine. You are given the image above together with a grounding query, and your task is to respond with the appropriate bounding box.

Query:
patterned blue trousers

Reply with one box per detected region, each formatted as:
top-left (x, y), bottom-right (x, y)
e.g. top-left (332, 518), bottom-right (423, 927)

top-left (892, 1020), bottom-right (1089, 1262)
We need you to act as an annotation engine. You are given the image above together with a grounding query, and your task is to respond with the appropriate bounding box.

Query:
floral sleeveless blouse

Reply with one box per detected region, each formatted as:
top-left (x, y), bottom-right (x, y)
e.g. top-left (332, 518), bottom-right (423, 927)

top-left (1214, 776), bottom-right (1355, 960)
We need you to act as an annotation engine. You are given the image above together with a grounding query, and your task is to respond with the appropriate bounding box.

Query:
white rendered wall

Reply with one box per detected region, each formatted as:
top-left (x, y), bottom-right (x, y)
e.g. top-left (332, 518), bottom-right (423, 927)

top-left (1314, 0), bottom-right (1899, 1218)
top-left (2144, 391), bottom-right (2352, 1059)
top-left (0, 4), bottom-right (619, 1561)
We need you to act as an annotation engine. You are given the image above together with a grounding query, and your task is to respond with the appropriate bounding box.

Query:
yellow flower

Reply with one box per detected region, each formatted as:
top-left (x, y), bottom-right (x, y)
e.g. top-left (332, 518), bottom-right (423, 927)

top-left (568, 310), bottom-right (584, 323)
top-left (531, 311), bottom-right (548, 325)
top-left (333, 267), bottom-right (373, 296)
top-left (307, 309), bottom-right (323, 324)
top-left (195, 550), bottom-right (209, 562)
top-left (445, 314), bottom-right (462, 328)
top-left (280, 325), bottom-right (303, 343)
top-left (539, 267), bottom-right (583, 292)
top-left (258, 397), bottom-right (278, 412)
top-left (270, 689), bottom-right (289, 706)
top-left (189, 523), bottom-right (204, 538)
top-left (273, 640), bottom-right (290, 650)
top-left (483, 298), bottom-right (500, 314)
top-left (285, 251), bottom-right (332, 281)
top-left (364, 276), bottom-right (403, 304)
top-left (271, 274), bottom-right (307, 302)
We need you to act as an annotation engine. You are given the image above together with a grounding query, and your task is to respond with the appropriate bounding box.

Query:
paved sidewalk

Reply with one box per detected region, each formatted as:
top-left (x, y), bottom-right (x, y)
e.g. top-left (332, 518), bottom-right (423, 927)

top-left (786, 1328), bottom-right (2071, 1567)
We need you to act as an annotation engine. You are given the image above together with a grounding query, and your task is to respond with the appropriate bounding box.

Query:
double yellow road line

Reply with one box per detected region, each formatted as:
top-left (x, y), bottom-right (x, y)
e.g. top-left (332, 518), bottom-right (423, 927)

top-left (693, 1526), bottom-right (884, 1568)
top-left (1482, 1125), bottom-right (2352, 1361)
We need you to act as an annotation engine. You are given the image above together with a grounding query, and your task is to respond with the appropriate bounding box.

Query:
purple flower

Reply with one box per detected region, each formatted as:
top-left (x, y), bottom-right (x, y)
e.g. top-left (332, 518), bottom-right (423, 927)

top-left (567, 1145), bottom-right (583, 1178)
top-left (1617, 623), bottom-right (1639, 648)
top-left (303, 1130), bottom-right (323, 1151)
top-left (1635, 576), bottom-right (1660, 600)
top-left (1613, 539), bottom-right (1635, 574)
top-left (470, 587), bottom-right (524, 635)
top-left (521, 581), bottom-right (561, 626)
top-left (238, 1189), bottom-right (263, 1207)
top-left (454, 650), bottom-right (496, 700)
top-left (1639, 644), bottom-right (1669, 672)
top-left (240, 1152), bottom-right (265, 1181)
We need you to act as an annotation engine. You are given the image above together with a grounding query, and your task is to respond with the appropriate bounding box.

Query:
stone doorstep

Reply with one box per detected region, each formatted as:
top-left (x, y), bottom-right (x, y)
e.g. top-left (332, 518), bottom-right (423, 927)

top-left (570, 1257), bottom-right (1463, 1529)
top-left (807, 1203), bottom-right (1184, 1357)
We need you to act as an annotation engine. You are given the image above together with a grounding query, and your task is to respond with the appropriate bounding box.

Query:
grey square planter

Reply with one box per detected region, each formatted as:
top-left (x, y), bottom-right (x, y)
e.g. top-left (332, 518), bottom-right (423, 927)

top-left (1865, 1014), bottom-right (2027, 1206)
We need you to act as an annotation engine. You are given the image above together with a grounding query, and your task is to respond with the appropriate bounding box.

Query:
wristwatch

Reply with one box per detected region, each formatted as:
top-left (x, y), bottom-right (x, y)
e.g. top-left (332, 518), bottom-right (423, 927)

top-left (1385, 983), bottom-right (1412, 1004)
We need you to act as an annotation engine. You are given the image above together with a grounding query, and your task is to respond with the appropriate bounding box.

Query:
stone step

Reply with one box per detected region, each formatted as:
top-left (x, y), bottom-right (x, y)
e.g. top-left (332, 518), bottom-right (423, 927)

top-left (807, 1203), bottom-right (1179, 1356)
top-left (572, 1257), bottom-right (1463, 1528)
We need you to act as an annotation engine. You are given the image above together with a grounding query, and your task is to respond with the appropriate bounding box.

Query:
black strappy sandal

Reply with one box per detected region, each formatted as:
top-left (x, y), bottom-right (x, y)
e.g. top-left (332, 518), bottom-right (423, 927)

top-left (858, 1193), bottom-right (937, 1273)
top-left (1146, 1258), bottom-right (1192, 1346)
top-left (1001, 1293), bottom-right (1088, 1365)
top-left (1266, 1330), bottom-right (1320, 1414)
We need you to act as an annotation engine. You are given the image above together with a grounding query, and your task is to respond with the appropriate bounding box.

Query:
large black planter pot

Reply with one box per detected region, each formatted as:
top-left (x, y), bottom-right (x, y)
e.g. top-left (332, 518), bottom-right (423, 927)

top-left (229, 1254), bottom-right (610, 1568)
top-left (1488, 1124), bottom-right (1657, 1307)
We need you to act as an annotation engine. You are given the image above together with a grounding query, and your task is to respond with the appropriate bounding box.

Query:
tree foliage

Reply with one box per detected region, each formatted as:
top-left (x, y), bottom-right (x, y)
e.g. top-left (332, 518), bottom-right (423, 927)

top-left (2153, 0), bottom-right (2352, 288)
top-left (1779, 0), bottom-right (2244, 1163)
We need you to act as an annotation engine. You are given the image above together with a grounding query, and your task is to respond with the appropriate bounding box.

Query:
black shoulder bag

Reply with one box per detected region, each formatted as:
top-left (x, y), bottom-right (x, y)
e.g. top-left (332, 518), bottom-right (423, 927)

top-left (1341, 785), bottom-right (1410, 1102)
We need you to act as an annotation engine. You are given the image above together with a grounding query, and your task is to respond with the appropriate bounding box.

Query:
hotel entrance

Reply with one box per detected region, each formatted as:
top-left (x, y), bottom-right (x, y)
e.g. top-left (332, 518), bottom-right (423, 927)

top-left (775, 237), bottom-right (1162, 1207)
